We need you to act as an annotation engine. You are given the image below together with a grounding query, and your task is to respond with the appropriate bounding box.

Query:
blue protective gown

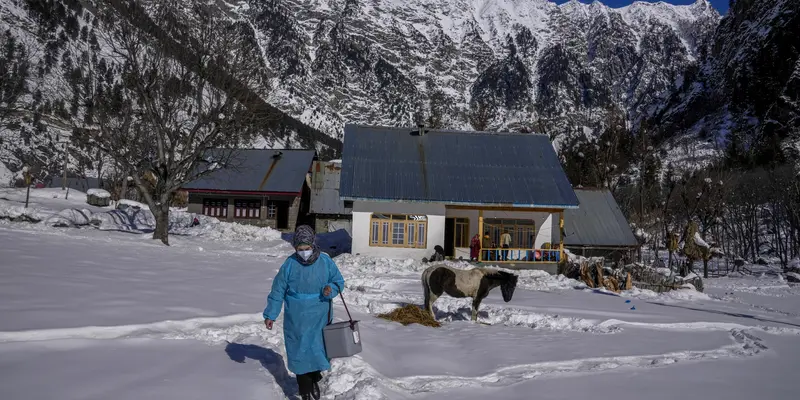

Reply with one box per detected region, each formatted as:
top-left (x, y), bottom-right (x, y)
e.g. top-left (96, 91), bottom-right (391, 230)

top-left (263, 252), bottom-right (345, 375)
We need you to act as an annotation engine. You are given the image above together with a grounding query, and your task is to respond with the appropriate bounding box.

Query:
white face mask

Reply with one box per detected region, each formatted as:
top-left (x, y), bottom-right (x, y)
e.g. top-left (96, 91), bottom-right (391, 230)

top-left (297, 249), bottom-right (313, 261)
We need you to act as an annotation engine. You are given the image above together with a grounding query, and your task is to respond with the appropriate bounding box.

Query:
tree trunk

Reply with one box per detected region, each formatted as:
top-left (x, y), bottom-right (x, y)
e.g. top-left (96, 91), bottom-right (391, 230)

top-left (668, 250), bottom-right (674, 271)
top-left (120, 173), bottom-right (129, 202)
top-left (153, 205), bottom-right (170, 245)
top-left (703, 258), bottom-right (709, 279)
top-left (96, 150), bottom-right (104, 190)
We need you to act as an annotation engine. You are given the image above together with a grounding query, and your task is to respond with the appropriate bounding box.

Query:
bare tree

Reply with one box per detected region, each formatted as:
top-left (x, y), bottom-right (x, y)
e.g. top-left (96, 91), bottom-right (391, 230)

top-left (467, 97), bottom-right (495, 131)
top-left (426, 89), bottom-right (449, 129)
top-left (73, 1), bottom-right (268, 245)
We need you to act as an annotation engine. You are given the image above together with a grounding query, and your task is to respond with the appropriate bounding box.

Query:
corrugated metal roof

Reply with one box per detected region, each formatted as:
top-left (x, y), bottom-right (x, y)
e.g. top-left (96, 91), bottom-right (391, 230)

top-left (563, 188), bottom-right (639, 248)
top-left (309, 161), bottom-right (352, 214)
top-left (339, 124), bottom-right (579, 208)
top-left (183, 149), bottom-right (315, 193)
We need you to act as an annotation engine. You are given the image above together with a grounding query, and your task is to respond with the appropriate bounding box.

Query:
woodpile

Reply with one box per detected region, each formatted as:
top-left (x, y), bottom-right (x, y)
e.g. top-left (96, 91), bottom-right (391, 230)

top-left (575, 260), bottom-right (631, 293)
top-left (562, 257), bottom-right (703, 294)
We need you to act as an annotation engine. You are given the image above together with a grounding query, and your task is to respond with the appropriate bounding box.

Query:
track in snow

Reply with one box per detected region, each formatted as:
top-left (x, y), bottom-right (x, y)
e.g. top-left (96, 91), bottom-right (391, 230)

top-left (2, 313), bottom-right (796, 400)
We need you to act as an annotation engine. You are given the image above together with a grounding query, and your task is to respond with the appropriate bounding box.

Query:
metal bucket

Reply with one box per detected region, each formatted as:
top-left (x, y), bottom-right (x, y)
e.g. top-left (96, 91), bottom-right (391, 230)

top-left (323, 320), bottom-right (362, 359)
top-left (323, 282), bottom-right (362, 359)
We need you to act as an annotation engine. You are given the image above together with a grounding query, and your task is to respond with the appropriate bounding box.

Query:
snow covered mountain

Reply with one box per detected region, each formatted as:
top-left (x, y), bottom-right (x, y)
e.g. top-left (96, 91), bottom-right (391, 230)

top-left (236, 0), bottom-right (720, 136)
top-left (653, 0), bottom-right (800, 166)
top-left (4, 0), bottom-right (797, 182)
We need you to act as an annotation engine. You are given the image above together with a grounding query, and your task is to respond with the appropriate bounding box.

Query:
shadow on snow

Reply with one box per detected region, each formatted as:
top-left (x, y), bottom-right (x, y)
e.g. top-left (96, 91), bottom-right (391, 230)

top-left (224, 341), bottom-right (298, 398)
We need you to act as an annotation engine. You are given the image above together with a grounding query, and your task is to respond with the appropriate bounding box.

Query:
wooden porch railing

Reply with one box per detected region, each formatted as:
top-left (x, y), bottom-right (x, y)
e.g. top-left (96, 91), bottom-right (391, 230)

top-left (480, 248), bottom-right (562, 263)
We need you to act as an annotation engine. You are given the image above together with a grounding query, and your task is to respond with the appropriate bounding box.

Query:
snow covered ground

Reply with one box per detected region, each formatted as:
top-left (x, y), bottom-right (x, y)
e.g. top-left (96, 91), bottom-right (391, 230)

top-left (1, 196), bottom-right (799, 399)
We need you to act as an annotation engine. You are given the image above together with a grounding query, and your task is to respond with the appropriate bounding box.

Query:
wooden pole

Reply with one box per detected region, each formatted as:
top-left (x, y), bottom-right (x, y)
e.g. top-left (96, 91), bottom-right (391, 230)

top-left (24, 170), bottom-right (31, 208)
top-left (62, 143), bottom-right (68, 190)
top-left (478, 209), bottom-right (484, 262)
top-left (559, 211), bottom-right (564, 261)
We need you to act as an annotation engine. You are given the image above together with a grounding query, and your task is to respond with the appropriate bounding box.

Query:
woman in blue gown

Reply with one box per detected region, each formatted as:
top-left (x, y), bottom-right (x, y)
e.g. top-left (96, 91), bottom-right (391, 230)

top-left (263, 225), bottom-right (345, 400)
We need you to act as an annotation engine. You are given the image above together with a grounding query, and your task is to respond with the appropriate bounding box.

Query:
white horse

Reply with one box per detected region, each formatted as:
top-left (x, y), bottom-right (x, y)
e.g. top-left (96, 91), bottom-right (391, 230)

top-left (421, 264), bottom-right (518, 322)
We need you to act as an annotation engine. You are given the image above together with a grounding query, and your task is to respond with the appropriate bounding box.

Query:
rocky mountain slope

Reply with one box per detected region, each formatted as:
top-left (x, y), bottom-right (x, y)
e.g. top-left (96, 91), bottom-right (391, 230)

top-left (2, 0), bottom-right (798, 183)
top-left (653, 0), bottom-right (800, 167)
top-left (238, 0), bottom-right (720, 136)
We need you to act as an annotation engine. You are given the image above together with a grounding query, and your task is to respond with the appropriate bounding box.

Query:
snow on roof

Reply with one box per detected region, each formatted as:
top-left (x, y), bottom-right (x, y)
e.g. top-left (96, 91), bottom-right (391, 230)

top-left (86, 189), bottom-right (111, 198)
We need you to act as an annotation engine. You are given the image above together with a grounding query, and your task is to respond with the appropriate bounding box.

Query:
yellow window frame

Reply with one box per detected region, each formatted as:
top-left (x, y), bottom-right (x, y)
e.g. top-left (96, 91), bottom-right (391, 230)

top-left (369, 214), bottom-right (428, 249)
top-left (454, 217), bottom-right (470, 248)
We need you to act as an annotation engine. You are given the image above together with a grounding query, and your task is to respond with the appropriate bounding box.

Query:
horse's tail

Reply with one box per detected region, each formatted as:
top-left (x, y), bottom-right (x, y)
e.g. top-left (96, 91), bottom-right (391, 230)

top-left (421, 267), bottom-right (432, 314)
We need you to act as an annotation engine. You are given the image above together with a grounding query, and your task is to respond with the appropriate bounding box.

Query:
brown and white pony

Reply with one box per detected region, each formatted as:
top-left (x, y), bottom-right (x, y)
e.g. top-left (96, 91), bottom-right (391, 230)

top-left (421, 264), bottom-right (518, 322)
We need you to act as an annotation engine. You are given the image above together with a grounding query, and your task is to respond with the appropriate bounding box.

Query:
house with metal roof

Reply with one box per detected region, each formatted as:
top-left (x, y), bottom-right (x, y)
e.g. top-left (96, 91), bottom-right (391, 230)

top-left (309, 159), bottom-right (353, 235)
top-left (339, 124), bottom-right (580, 272)
top-left (563, 188), bottom-right (640, 261)
top-left (183, 149), bottom-right (316, 232)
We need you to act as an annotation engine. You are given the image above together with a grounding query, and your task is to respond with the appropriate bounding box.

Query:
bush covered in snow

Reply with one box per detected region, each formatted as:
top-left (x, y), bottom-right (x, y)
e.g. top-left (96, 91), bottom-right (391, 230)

top-left (0, 204), bottom-right (51, 222)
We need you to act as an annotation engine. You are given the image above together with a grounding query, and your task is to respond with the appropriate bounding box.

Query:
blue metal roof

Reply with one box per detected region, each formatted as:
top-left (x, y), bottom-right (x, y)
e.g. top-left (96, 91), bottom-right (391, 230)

top-left (339, 124), bottom-right (579, 208)
top-left (183, 149), bottom-right (315, 193)
top-left (563, 188), bottom-right (639, 248)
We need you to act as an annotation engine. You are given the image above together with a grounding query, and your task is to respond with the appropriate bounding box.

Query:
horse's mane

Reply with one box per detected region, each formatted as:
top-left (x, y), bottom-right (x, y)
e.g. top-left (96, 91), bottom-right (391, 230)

top-left (478, 268), bottom-right (518, 284)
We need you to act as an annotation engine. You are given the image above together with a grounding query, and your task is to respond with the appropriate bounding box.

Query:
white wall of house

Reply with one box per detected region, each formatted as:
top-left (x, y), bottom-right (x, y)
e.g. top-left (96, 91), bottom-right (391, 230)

top-left (351, 201), bottom-right (566, 261)
top-left (444, 209), bottom-right (561, 259)
top-left (351, 201), bottom-right (446, 259)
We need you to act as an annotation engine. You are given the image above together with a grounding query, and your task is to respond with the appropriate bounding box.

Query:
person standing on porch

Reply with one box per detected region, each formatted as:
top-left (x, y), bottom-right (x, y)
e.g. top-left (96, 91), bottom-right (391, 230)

top-left (482, 233), bottom-right (492, 261)
top-left (500, 231), bottom-right (512, 261)
top-left (469, 233), bottom-right (481, 261)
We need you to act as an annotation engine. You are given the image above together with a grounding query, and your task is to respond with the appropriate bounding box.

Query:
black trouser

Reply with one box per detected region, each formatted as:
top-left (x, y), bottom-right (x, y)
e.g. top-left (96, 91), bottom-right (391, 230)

top-left (296, 371), bottom-right (322, 396)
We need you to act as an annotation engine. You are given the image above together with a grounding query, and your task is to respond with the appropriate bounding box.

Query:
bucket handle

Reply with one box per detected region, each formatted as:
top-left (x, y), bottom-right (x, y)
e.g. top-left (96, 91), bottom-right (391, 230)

top-left (327, 282), bottom-right (356, 330)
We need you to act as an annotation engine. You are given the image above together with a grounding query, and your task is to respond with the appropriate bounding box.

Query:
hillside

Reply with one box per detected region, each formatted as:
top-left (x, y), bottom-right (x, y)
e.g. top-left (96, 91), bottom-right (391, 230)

top-left (1, 0), bottom-right (798, 183)
top-left (653, 0), bottom-right (800, 167)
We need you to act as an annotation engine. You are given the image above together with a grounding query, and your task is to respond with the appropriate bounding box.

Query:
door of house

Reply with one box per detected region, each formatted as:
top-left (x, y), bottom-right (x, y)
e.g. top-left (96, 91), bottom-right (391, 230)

top-left (444, 218), bottom-right (455, 258)
top-left (277, 202), bottom-right (290, 230)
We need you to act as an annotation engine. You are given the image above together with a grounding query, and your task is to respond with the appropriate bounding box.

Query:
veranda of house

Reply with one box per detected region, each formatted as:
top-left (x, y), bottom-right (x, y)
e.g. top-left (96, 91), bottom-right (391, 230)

top-left (447, 207), bottom-right (564, 263)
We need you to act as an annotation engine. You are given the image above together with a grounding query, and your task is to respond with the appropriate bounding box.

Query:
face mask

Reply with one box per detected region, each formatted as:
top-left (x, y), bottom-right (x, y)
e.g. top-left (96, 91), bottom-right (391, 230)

top-left (297, 249), bottom-right (313, 261)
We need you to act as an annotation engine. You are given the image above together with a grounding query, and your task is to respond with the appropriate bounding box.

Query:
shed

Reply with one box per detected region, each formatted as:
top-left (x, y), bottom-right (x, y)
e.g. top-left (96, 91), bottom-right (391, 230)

top-left (562, 188), bottom-right (639, 260)
top-left (309, 160), bottom-right (352, 235)
top-left (86, 188), bottom-right (111, 207)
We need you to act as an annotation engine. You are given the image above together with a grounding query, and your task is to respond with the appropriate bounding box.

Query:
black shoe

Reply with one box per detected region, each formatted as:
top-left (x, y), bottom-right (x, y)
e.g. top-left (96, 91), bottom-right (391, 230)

top-left (301, 394), bottom-right (312, 400)
top-left (311, 381), bottom-right (321, 400)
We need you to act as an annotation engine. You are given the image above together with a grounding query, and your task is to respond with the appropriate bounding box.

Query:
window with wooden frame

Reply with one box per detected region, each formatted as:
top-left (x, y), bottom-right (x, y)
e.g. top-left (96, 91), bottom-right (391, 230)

top-left (454, 218), bottom-right (470, 248)
top-left (266, 202), bottom-right (278, 219)
top-left (369, 214), bottom-right (427, 248)
top-left (202, 199), bottom-right (228, 218)
top-left (484, 219), bottom-right (536, 248)
top-left (234, 199), bottom-right (261, 219)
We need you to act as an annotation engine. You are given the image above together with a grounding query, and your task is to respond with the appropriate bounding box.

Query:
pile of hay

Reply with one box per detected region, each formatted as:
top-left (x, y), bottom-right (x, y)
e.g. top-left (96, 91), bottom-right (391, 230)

top-left (377, 304), bottom-right (441, 328)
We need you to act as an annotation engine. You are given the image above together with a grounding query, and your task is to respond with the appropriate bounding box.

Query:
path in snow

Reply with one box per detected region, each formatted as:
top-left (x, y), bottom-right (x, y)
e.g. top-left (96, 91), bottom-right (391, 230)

top-left (0, 311), bottom-right (791, 399)
top-left (416, 334), bottom-right (800, 400)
